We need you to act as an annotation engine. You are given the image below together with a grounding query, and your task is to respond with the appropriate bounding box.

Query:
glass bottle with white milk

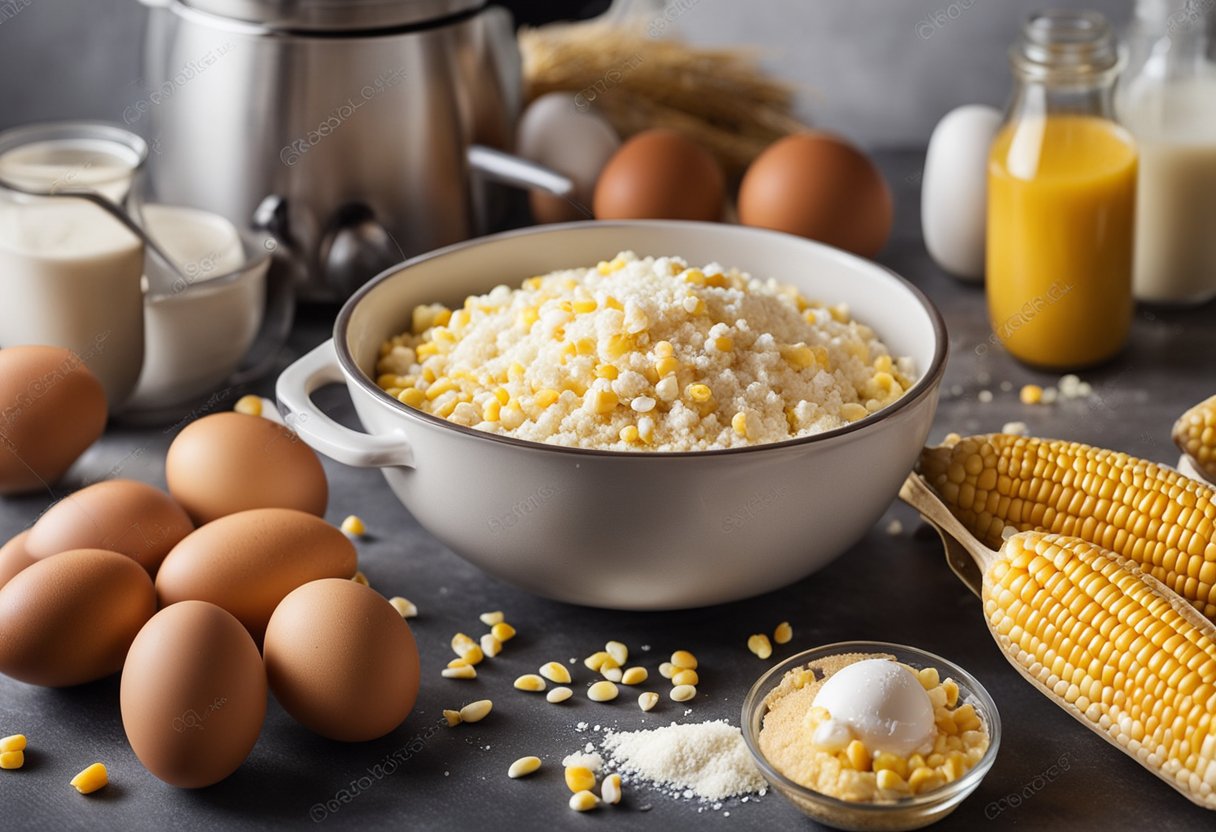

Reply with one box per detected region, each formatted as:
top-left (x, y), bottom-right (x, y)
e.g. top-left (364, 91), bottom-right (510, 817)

top-left (1118, 0), bottom-right (1216, 305)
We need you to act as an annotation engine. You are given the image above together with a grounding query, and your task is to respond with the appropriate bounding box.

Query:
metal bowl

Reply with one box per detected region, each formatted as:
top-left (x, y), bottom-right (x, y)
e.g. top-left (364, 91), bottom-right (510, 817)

top-left (276, 221), bottom-right (947, 609)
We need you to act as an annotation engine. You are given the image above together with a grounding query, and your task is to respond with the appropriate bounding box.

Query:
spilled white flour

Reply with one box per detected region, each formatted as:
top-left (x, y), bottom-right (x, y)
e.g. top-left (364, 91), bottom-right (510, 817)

top-left (600, 720), bottom-right (766, 801)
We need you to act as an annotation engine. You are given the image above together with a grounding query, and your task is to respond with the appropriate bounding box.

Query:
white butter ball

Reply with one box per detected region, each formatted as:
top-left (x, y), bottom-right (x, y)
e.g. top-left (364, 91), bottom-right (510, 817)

top-left (811, 659), bottom-right (935, 757)
top-left (516, 93), bottom-right (621, 223)
top-left (921, 105), bottom-right (1003, 282)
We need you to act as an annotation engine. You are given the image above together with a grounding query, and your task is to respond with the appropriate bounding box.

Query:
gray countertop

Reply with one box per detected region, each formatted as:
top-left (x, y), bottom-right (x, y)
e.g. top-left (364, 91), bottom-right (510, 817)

top-left (3, 150), bottom-right (1214, 831)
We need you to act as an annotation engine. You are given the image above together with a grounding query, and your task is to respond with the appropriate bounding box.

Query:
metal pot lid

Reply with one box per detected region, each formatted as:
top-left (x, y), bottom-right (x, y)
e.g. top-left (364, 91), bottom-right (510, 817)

top-left (178, 0), bottom-right (487, 32)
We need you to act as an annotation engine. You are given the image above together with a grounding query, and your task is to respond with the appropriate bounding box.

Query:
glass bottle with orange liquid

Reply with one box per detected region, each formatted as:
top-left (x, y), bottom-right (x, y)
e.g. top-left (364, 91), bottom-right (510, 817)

top-left (987, 11), bottom-right (1138, 369)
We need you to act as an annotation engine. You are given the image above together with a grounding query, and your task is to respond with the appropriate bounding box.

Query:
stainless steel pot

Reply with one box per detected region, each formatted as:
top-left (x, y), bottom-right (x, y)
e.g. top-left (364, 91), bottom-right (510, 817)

top-left (276, 222), bottom-right (948, 610)
top-left (136, 0), bottom-right (571, 301)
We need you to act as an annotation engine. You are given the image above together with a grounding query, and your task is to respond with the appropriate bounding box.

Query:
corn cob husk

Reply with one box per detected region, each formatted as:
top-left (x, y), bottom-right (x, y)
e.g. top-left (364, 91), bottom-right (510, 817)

top-left (518, 23), bottom-right (809, 175)
top-left (1175, 395), bottom-right (1216, 485)
top-left (901, 474), bottom-right (1216, 810)
top-left (919, 434), bottom-right (1216, 621)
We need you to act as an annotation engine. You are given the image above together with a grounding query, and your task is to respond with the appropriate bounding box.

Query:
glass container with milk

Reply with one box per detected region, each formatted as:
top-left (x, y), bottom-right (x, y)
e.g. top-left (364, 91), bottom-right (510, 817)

top-left (0, 123), bottom-right (148, 407)
top-left (1119, 0), bottom-right (1216, 305)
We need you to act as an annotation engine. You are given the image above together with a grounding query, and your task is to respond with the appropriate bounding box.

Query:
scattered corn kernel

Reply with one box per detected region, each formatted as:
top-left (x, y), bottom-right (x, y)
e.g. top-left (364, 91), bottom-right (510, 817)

top-left (441, 665), bottom-right (477, 680)
top-left (1020, 384), bottom-right (1044, 405)
top-left (0, 750), bottom-right (23, 770)
top-left (714, 336), bottom-right (734, 352)
top-left (569, 790), bottom-right (599, 812)
top-left (602, 772), bottom-right (623, 804)
top-left (601, 664), bottom-right (624, 683)
top-left (480, 633), bottom-right (502, 658)
top-left (687, 383), bottom-right (712, 403)
top-left (70, 763), bottom-right (107, 794)
top-left (670, 684), bottom-right (696, 702)
top-left (459, 646), bottom-right (485, 666)
top-left (732, 411), bottom-right (749, 438)
top-left (339, 515), bottom-right (366, 537)
top-left (540, 662), bottom-right (572, 684)
top-left (389, 597), bottom-right (418, 619)
top-left (514, 674), bottom-right (547, 692)
top-left (491, 622), bottom-right (516, 642)
top-left (0, 735), bottom-right (26, 753)
top-left (547, 686), bottom-right (574, 704)
top-left (588, 681), bottom-right (619, 702)
top-left (605, 641), bottom-right (629, 664)
top-left (748, 633), bottom-right (773, 659)
top-left (621, 667), bottom-right (649, 686)
top-left (620, 425), bottom-right (640, 443)
top-left (509, 756), bottom-right (542, 779)
top-left (584, 651), bottom-right (612, 671)
top-left (459, 700), bottom-right (493, 723)
top-left (447, 658), bottom-right (471, 669)
top-left (234, 395), bottom-right (263, 417)
top-left (535, 388), bottom-right (560, 408)
top-left (773, 621), bottom-right (792, 644)
top-left (671, 669), bottom-right (699, 687)
top-left (442, 709), bottom-right (463, 727)
top-left (671, 651), bottom-right (697, 670)
top-left (565, 765), bottom-right (596, 793)
top-left (639, 692), bottom-right (660, 712)
top-left (658, 662), bottom-right (676, 679)
top-left (595, 363), bottom-right (619, 380)
top-left (480, 611), bottom-right (504, 626)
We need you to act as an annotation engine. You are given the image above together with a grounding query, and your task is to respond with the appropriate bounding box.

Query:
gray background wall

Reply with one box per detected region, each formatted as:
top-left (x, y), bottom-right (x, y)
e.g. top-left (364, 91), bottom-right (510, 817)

top-left (0, 0), bottom-right (1134, 147)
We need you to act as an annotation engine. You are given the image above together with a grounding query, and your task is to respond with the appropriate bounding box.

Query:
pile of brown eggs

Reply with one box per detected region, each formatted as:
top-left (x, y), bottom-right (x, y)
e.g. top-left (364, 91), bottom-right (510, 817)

top-left (0, 353), bottom-right (420, 789)
top-left (516, 94), bottom-right (894, 258)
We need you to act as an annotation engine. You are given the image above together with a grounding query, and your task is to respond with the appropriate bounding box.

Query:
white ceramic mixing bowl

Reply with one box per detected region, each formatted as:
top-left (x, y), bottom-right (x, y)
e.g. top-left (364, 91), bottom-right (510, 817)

top-left (277, 221), bottom-right (947, 609)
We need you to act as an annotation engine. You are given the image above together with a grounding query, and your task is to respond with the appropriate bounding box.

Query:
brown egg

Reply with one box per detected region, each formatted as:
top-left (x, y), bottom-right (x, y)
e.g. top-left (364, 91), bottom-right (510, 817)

top-left (738, 132), bottom-right (894, 257)
top-left (165, 412), bottom-right (328, 524)
top-left (121, 600), bottom-right (266, 788)
top-left (156, 508), bottom-right (357, 644)
top-left (0, 548), bottom-right (156, 686)
top-left (0, 531), bottom-right (35, 590)
top-left (593, 129), bottom-right (724, 221)
top-left (264, 579), bottom-right (420, 742)
top-left (25, 480), bottom-right (193, 574)
top-left (0, 346), bottom-right (107, 495)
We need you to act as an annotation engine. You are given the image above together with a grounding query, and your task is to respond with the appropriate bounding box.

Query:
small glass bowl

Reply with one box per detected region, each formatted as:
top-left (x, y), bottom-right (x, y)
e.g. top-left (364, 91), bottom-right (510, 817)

top-left (741, 641), bottom-right (1001, 832)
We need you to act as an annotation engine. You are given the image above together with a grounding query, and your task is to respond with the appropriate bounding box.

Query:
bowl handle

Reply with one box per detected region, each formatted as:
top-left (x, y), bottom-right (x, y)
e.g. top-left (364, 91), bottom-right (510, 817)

top-left (276, 340), bottom-right (415, 469)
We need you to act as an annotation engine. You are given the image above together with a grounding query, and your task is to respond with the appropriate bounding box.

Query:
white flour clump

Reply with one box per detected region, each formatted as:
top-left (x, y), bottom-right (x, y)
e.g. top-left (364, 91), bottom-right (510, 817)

top-left (600, 720), bottom-right (766, 801)
top-left (561, 752), bottom-right (604, 773)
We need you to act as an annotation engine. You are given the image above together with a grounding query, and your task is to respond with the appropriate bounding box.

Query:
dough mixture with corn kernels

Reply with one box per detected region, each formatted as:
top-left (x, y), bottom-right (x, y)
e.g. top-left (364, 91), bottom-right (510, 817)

top-left (375, 252), bottom-right (916, 452)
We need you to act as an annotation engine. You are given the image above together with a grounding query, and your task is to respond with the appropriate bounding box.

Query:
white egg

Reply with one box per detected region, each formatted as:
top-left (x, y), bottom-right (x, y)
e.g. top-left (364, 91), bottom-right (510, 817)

top-left (922, 105), bottom-right (1003, 282)
top-left (811, 658), bottom-right (935, 757)
top-left (516, 92), bottom-right (621, 223)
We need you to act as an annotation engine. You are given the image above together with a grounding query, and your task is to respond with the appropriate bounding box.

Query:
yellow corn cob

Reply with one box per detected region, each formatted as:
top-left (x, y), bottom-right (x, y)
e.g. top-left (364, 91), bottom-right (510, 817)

top-left (987, 532), bottom-right (1216, 809)
top-left (1175, 395), bottom-right (1216, 484)
top-left (920, 434), bottom-right (1216, 620)
top-left (900, 474), bottom-right (1216, 809)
